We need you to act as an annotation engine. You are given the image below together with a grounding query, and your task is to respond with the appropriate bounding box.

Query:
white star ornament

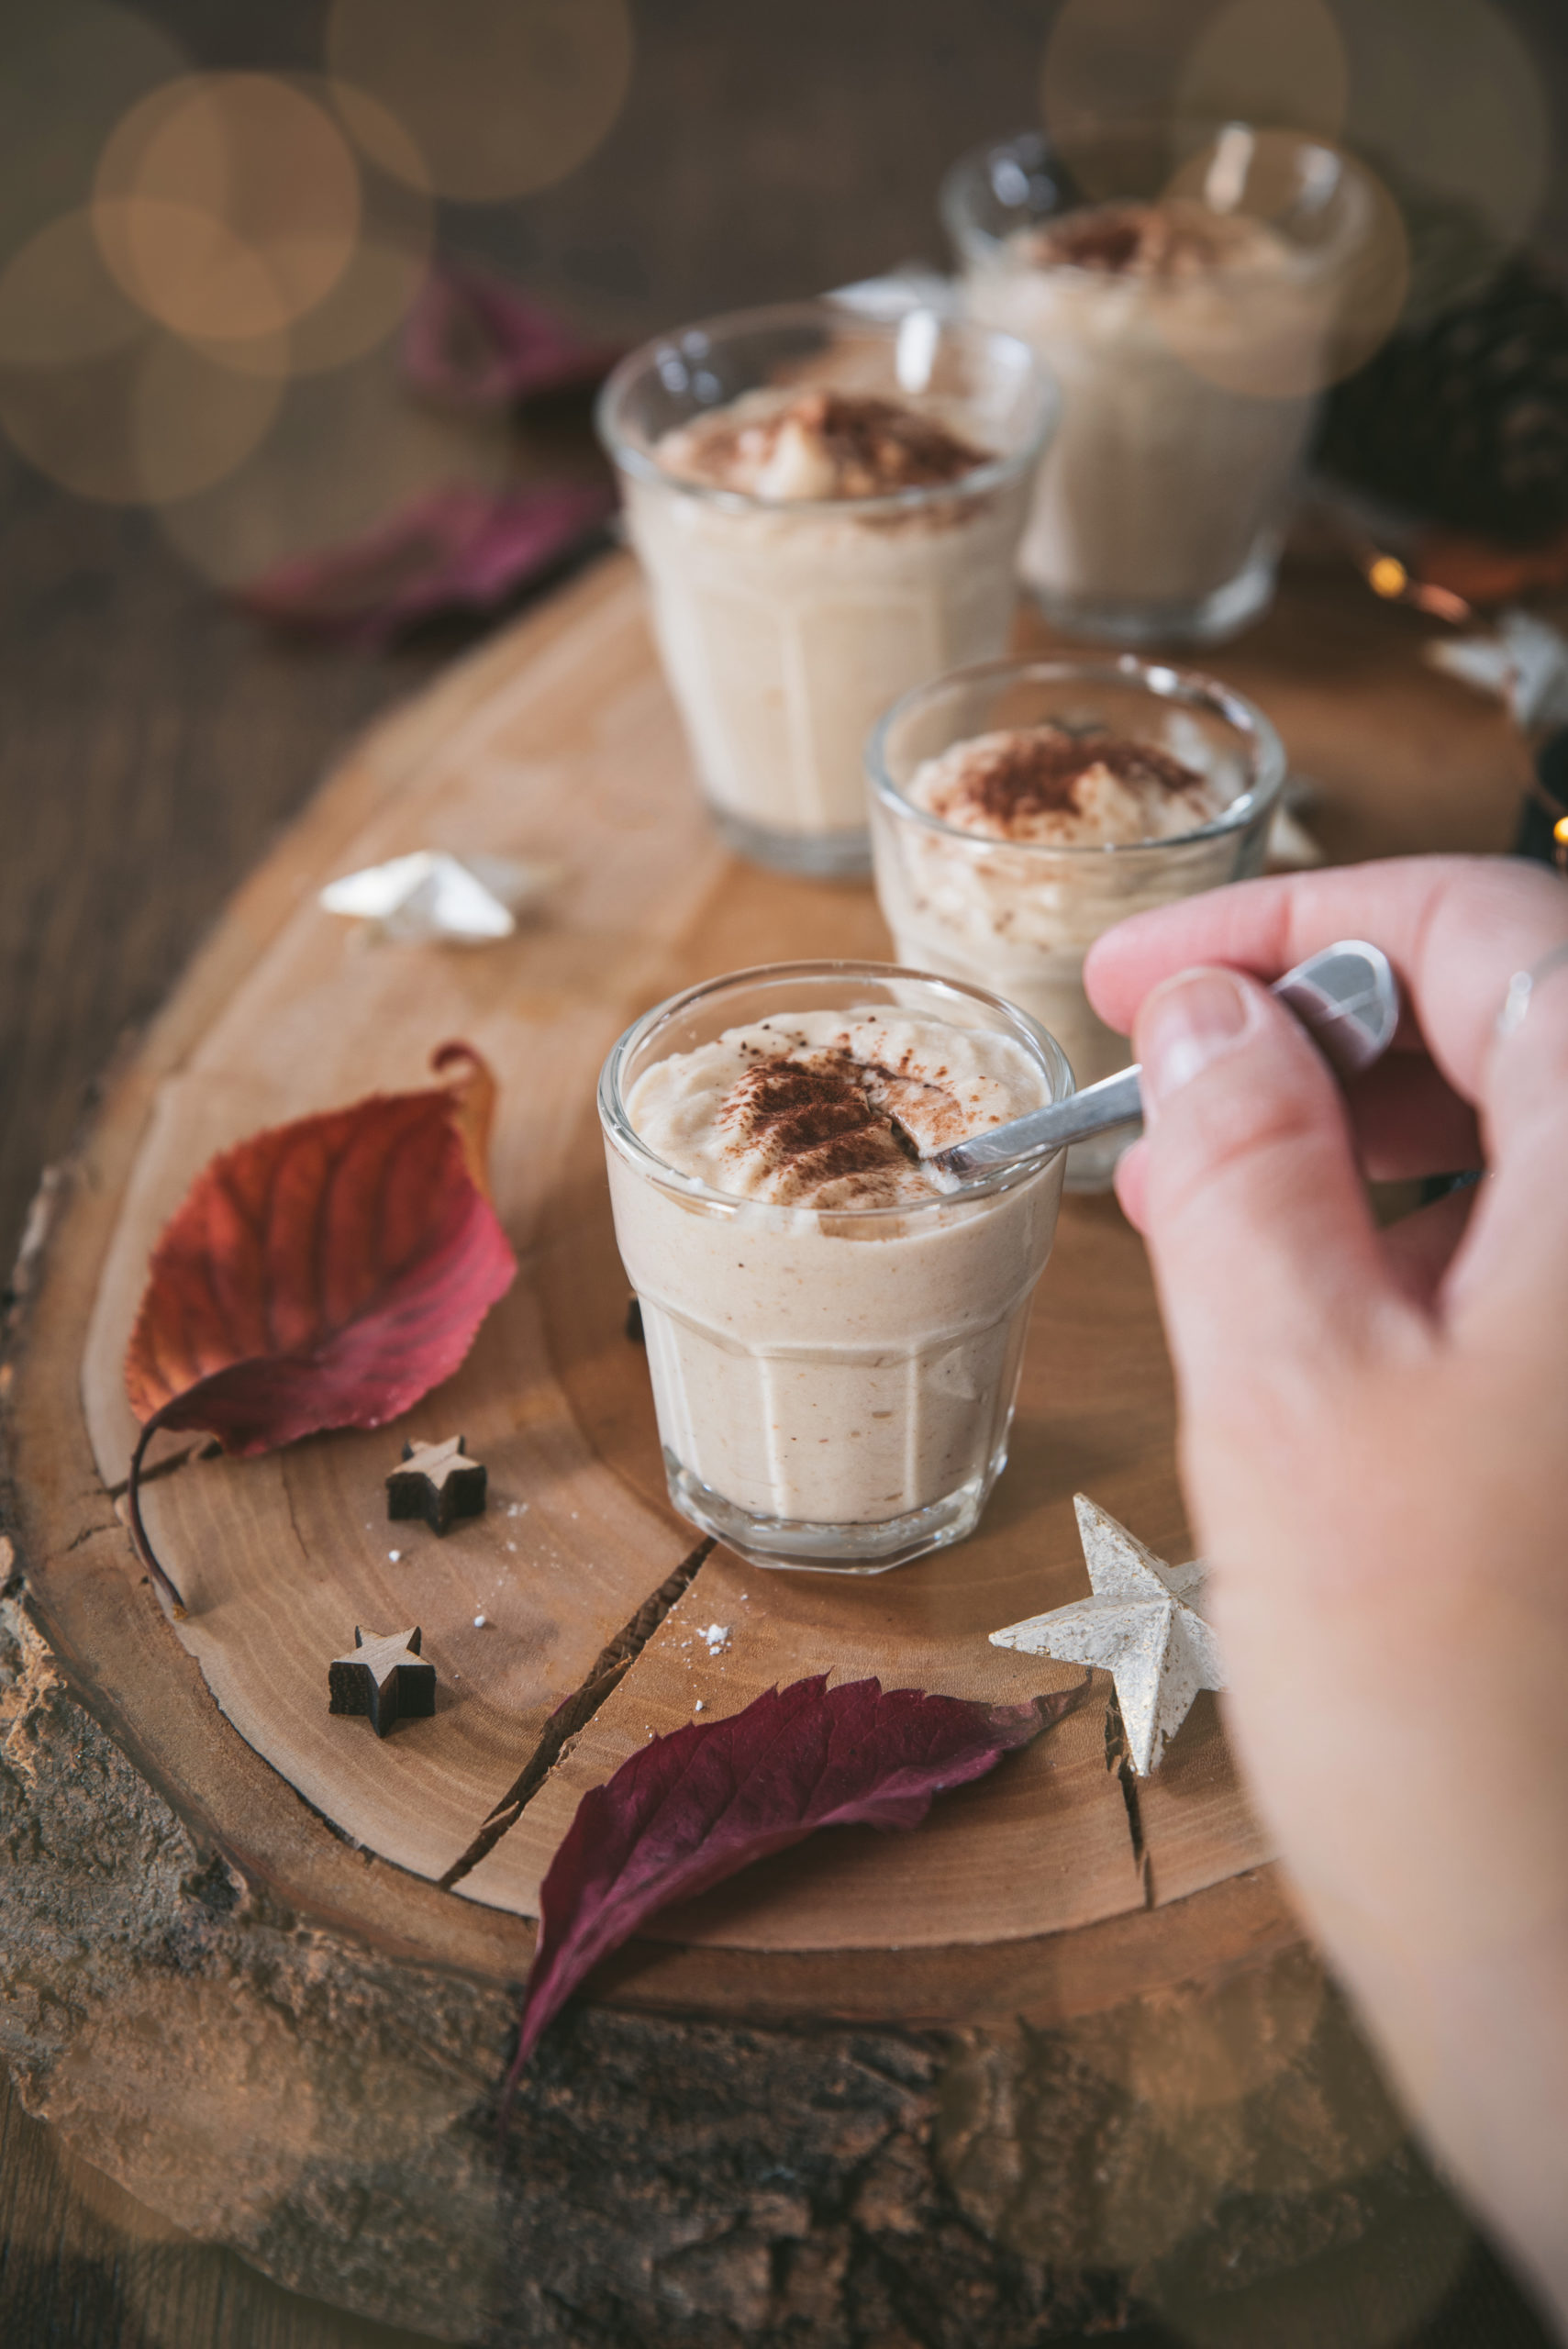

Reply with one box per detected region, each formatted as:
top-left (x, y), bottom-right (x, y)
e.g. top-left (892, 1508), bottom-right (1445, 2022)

top-left (320, 850), bottom-right (558, 943)
top-left (990, 1494), bottom-right (1227, 1776)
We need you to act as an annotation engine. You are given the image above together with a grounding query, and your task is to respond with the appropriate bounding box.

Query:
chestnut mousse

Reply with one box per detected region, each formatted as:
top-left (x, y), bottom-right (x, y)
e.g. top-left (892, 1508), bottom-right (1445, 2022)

top-left (617, 372), bottom-right (1037, 855)
top-left (960, 190), bottom-right (1333, 633)
top-left (607, 1001), bottom-right (1063, 1547)
top-left (913, 724), bottom-right (1227, 845)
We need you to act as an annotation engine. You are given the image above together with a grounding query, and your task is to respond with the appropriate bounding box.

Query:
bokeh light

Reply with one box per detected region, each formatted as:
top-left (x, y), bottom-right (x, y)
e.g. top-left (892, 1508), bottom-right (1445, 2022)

top-left (0, 210), bottom-right (144, 368)
top-left (1174, 0), bottom-right (1348, 146)
top-left (0, 1), bottom-right (188, 273)
top-left (1338, 0), bottom-right (1548, 250)
top-left (1042, 0), bottom-right (1351, 162)
top-left (92, 73), bottom-right (362, 345)
top-left (0, 48), bottom-right (441, 506)
top-left (1159, 129), bottom-right (1410, 395)
top-left (154, 346), bottom-right (511, 585)
top-left (1042, 0), bottom-right (1549, 275)
top-left (325, 0), bottom-right (634, 202)
top-left (159, 84), bottom-right (436, 382)
top-left (1040, 0), bottom-right (1210, 160)
top-left (0, 212), bottom-right (283, 505)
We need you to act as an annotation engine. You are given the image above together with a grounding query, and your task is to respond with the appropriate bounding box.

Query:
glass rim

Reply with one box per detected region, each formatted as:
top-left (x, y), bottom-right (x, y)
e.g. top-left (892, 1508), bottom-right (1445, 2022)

top-left (940, 120), bottom-right (1357, 273)
top-left (594, 297), bottom-right (1058, 519)
top-left (598, 957), bottom-right (1075, 1219)
top-left (865, 653), bottom-right (1289, 856)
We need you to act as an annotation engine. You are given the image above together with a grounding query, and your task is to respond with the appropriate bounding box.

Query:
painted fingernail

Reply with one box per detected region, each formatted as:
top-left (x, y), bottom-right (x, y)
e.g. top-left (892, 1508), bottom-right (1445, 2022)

top-left (1139, 969), bottom-right (1256, 1115)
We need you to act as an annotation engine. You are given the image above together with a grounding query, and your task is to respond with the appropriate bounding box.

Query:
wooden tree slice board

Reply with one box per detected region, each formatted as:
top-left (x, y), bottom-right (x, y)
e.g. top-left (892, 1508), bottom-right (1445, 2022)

top-left (71, 548), bottom-right (1221, 1949)
top-left (49, 547), bottom-right (1530, 1977)
top-left (2, 550), bottom-right (1529, 2335)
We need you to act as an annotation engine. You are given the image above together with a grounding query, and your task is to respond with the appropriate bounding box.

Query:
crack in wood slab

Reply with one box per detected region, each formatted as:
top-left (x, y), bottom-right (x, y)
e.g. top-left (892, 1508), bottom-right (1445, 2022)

top-left (438, 1536), bottom-right (716, 1892)
top-left (63, 1523), bottom-right (120, 1554)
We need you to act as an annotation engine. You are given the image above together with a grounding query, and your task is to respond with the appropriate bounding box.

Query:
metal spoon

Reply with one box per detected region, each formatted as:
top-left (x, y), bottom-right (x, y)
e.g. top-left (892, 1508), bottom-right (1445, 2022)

top-left (934, 941), bottom-right (1399, 1180)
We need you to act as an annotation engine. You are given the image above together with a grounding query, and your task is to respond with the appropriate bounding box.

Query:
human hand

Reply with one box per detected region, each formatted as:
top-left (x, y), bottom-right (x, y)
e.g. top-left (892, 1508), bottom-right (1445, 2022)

top-left (1084, 855), bottom-right (1568, 2325)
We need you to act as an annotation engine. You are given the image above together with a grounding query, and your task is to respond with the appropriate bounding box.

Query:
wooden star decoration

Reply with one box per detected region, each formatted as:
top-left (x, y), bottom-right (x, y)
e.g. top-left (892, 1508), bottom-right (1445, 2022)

top-left (989, 1495), bottom-right (1227, 1775)
top-left (328, 1625), bottom-right (437, 1737)
top-left (386, 1434), bottom-right (487, 1534)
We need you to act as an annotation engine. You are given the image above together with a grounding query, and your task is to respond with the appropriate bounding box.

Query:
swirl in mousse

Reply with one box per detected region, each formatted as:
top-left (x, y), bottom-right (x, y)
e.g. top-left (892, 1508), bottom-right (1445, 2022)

top-left (596, 304), bottom-right (1054, 875)
top-left (599, 967), bottom-right (1072, 1572)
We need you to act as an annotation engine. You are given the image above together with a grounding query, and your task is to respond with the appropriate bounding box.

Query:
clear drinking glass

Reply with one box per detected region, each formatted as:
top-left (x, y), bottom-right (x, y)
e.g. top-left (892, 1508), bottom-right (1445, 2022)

top-left (867, 658), bottom-right (1286, 1191)
top-left (941, 126), bottom-right (1380, 645)
top-left (598, 962), bottom-right (1073, 1573)
top-left (596, 302), bottom-right (1056, 877)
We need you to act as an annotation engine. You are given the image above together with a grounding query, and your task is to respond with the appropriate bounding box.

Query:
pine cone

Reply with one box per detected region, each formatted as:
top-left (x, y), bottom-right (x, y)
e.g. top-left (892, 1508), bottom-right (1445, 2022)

top-left (1321, 252), bottom-right (1568, 548)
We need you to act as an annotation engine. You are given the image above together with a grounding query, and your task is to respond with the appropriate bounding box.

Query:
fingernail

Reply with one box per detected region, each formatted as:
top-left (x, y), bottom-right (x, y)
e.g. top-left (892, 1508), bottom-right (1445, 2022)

top-left (1139, 969), bottom-right (1256, 1115)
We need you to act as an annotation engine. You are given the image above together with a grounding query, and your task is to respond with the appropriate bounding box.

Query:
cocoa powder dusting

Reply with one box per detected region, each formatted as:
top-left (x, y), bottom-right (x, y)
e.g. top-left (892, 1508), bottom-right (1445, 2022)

top-left (936, 728), bottom-right (1204, 828)
top-left (1039, 212), bottom-right (1147, 273)
top-left (792, 392), bottom-right (984, 492)
top-left (673, 390), bottom-right (984, 496)
top-left (722, 1057), bottom-right (892, 1184)
top-left (719, 1052), bottom-right (913, 1200)
top-left (1028, 200), bottom-right (1262, 279)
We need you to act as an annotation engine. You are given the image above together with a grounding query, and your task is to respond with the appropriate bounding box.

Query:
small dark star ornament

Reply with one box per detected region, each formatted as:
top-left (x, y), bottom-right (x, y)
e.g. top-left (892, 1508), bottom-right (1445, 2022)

top-left (328, 1625), bottom-right (437, 1736)
top-left (386, 1434), bottom-right (487, 1534)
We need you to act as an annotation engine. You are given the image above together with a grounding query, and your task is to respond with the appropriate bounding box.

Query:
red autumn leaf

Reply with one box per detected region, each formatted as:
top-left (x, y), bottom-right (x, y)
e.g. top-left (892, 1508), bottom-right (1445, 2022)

top-left (505, 1673), bottom-right (1085, 2093)
top-left (238, 482), bottom-right (617, 644)
top-left (124, 1042), bottom-right (516, 1613)
top-left (401, 262), bottom-right (623, 414)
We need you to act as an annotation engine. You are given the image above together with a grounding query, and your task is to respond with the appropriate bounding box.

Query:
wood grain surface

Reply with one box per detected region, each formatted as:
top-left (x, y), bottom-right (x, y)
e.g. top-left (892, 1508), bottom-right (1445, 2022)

top-left (19, 550), bottom-right (1269, 2011)
top-left (59, 540), bottom-right (1518, 1987)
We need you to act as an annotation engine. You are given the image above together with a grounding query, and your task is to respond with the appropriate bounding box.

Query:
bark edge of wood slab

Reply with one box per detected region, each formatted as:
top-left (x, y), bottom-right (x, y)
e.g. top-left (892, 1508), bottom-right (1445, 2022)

top-left (2, 554), bottom-right (1511, 2340)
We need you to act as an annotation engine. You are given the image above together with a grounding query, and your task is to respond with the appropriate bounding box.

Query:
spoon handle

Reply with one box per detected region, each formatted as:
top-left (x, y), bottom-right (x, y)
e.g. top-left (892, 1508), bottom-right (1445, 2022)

top-left (935, 940), bottom-right (1399, 1180)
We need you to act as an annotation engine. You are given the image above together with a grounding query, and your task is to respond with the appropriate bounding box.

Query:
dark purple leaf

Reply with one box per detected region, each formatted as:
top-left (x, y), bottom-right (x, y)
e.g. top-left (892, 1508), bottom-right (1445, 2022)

top-left (506, 1673), bottom-right (1085, 2089)
top-left (402, 262), bottom-right (622, 414)
top-left (237, 482), bottom-right (616, 643)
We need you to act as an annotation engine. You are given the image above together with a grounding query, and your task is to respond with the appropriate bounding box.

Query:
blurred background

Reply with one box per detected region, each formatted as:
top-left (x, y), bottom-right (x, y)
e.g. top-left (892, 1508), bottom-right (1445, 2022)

top-left (2, 4), bottom-right (1566, 2343)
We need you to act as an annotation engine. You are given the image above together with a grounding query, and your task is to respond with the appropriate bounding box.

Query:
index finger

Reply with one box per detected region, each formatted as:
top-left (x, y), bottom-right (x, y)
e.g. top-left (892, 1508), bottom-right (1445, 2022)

top-left (1083, 855), bottom-right (1568, 1109)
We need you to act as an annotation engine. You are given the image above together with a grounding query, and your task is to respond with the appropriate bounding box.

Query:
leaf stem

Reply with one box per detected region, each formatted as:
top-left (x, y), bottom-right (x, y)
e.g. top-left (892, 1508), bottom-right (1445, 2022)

top-left (126, 1418), bottom-right (188, 1618)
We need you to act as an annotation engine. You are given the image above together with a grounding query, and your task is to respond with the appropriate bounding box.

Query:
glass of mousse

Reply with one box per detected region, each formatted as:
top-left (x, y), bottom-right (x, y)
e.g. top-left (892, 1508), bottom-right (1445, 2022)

top-left (868, 656), bottom-right (1285, 1192)
top-left (941, 126), bottom-right (1385, 643)
top-left (596, 302), bottom-right (1055, 878)
top-left (599, 962), bottom-right (1072, 1573)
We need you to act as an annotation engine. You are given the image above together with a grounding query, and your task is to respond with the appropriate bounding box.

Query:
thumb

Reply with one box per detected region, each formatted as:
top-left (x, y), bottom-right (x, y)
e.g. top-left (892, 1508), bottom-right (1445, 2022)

top-left (1125, 965), bottom-right (1396, 1411)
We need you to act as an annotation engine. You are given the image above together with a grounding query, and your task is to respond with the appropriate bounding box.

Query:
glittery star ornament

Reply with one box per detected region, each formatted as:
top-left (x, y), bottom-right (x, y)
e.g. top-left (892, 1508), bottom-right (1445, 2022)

top-left (990, 1495), bottom-right (1226, 1775)
top-left (328, 1626), bottom-right (437, 1737)
top-left (386, 1434), bottom-right (487, 1534)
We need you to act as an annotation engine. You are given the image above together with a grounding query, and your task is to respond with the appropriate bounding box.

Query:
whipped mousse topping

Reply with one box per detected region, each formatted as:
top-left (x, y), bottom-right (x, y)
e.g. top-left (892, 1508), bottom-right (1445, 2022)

top-left (1020, 198), bottom-right (1288, 282)
top-left (626, 1009), bottom-right (1042, 1208)
top-left (908, 724), bottom-right (1229, 846)
top-left (654, 388), bottom-right (989, 501)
